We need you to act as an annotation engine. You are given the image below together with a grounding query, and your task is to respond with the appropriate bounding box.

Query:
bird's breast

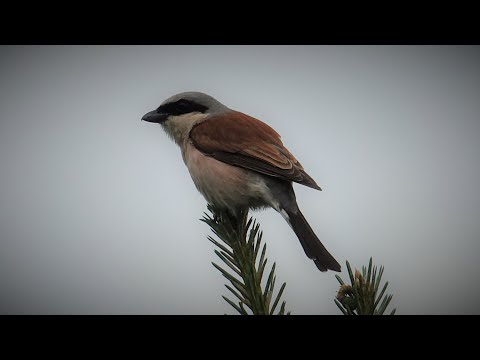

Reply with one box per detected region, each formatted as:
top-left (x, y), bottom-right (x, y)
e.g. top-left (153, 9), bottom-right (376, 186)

top-left (182, 142), bottom-right (273, 211)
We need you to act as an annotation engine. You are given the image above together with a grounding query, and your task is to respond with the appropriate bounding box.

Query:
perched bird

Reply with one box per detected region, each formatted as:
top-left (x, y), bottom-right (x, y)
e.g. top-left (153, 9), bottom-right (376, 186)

top-left (142, 92), bottom-right (341, 272)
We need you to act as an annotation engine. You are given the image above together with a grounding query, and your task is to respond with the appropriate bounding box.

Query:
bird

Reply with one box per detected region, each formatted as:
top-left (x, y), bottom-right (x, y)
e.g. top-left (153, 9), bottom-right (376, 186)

top-left (142, 91), bottom-right (341, 272)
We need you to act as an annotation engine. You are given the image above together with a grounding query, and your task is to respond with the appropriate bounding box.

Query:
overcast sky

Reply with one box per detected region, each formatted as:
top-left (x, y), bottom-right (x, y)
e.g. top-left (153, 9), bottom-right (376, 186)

top-left (0, 45), bottom-right (479, 314)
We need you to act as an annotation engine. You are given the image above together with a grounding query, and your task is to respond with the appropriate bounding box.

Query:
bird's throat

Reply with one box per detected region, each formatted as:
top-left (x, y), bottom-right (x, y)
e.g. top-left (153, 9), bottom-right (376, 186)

top-left (161, 113), bottom-right (208, 146)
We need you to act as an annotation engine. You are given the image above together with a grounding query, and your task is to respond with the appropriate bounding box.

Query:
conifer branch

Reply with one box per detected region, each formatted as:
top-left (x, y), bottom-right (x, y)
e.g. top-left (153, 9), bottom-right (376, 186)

top-left (335, 257), bottom-right (396, 315)
top-left (201, 204), bottom-right (290, 315)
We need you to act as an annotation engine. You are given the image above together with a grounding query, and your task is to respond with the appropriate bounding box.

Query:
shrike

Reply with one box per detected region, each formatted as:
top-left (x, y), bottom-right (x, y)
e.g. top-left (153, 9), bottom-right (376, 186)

top-left (142, 92), bottom-right (341, 272)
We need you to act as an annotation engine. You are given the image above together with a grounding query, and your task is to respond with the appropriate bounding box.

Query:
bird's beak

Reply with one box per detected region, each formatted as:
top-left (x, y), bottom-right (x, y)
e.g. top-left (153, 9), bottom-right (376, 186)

top-left (141, 110), bottom-right (168, 124)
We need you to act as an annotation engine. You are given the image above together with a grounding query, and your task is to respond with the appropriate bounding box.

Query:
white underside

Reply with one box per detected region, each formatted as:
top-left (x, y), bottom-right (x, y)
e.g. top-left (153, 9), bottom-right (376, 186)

top-left (183, 142), bottom-right (279, 212)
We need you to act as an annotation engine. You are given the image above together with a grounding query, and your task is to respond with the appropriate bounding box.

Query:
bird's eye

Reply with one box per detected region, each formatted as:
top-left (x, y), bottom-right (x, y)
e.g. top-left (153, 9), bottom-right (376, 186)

top-left (175, 100), bottom-right (192, 113)
top-left (159, 99), bottom-right (208, 117)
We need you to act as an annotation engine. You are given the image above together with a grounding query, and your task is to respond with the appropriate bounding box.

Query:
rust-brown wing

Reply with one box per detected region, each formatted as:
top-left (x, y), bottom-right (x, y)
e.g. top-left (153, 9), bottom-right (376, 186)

top-left (189, 111), bottom-right (321, 190)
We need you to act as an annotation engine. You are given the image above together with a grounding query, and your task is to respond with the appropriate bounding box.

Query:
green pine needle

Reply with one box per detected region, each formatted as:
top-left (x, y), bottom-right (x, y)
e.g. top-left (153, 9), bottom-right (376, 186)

top-left (202, 204), bottom-right (289, 315)
top-left (335, 257), bottom-right (396, 315)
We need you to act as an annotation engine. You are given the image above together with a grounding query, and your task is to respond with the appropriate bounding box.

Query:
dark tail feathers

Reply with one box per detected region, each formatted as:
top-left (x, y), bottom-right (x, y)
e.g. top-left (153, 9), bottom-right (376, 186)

top-left (284, 207), bottom-right (341, 272)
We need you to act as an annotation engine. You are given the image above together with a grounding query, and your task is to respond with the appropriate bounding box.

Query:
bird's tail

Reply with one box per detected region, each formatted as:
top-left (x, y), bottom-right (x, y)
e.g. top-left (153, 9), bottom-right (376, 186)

top-left (281, 206), bottom-right (341, 272)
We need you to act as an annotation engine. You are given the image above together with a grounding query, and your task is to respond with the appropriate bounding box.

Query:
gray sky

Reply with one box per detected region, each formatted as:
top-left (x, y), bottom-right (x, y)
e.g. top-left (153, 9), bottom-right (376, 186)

top-left (0, 45), bottom-right (479, 314)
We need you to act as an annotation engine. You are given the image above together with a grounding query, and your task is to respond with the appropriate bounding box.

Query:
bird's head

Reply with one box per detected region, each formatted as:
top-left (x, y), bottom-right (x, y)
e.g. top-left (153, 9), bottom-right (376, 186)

top-left (142, 91), bottom-right (229, 144)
